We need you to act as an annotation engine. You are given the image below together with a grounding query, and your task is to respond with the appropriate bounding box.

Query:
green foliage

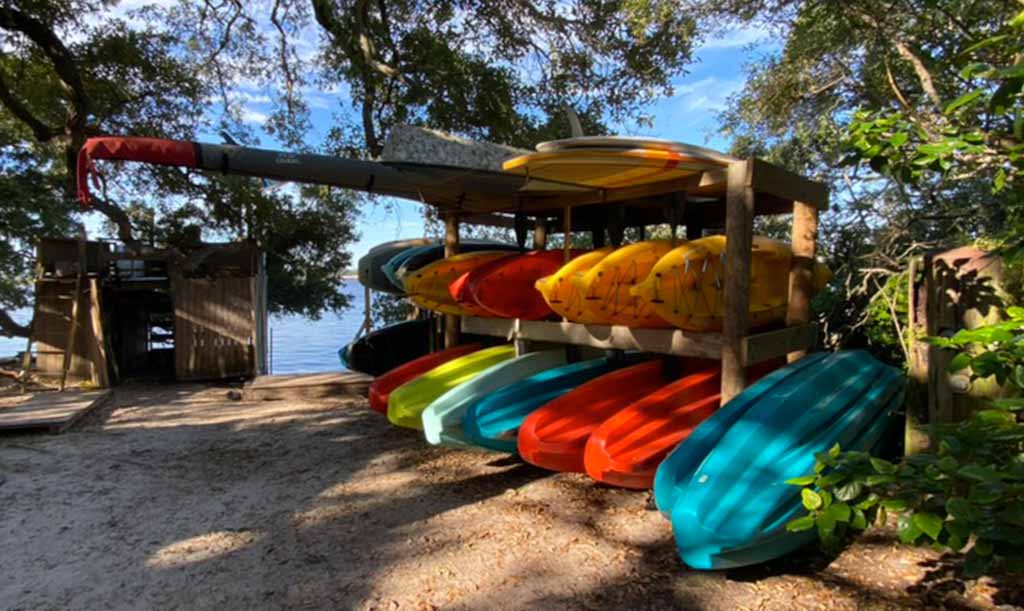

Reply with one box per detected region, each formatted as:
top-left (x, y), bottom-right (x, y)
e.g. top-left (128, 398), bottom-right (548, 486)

top-left (787, 308), bottom-right (1024, 576)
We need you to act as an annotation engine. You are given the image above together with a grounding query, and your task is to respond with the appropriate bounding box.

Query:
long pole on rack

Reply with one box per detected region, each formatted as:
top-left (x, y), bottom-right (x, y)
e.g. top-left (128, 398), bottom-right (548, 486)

top-left (443, 213), bottom-right (460, 348)
top-left (785, 201), bottom-right (820, 362)
top-left (721, 160), bottom-right (754, 404)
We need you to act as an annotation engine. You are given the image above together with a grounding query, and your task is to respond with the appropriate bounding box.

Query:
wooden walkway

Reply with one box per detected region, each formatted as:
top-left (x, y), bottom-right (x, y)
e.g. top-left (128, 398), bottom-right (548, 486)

top-left (0, 389), bottom-right (113, 434)
top-left (243, 371), bottom-right (372, 401)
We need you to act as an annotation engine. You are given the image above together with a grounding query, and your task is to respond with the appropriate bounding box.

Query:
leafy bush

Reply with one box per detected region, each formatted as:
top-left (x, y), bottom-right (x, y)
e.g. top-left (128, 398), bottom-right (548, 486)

top-left (786, 307), bottom-right (1024, 576)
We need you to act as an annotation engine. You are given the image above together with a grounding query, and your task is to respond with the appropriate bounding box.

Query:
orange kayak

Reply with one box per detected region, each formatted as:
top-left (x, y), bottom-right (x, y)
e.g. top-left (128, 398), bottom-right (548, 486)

top-left (518, 358), bottom-right (701, 473)
top-left (368, 343), bottom-right (483, 413)
top-left (449, 272), bottom-right (500, 318)
top-left (583, 360), bottom-right (780, 489)
top-left (463, 250), bottom-right (586, 320)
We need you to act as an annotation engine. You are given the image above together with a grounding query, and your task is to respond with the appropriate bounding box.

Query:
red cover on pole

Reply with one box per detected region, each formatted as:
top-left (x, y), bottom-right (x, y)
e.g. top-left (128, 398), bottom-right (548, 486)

top-left (77, 137), bottom-right (198, 204)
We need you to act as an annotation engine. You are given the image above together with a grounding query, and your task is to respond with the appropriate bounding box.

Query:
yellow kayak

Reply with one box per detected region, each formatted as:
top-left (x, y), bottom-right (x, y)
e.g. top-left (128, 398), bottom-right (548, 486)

top-left (403, 251), bottom-right (514, 316)
top-left (571, 240), bottom-right (676, 328)
top-left (534, 247), bottom-right (615, 323)
top-left (387, 345), bottom-right (516, 429)
top-left (502, 148), bottom-right (720, 189)
top-left (631, 235), bottom-right (833, 331)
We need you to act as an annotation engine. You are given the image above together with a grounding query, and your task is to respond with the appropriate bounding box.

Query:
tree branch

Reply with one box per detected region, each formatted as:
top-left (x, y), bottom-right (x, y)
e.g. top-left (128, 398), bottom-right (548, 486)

top-left (0, 62), bottom-right (58, 141)
top-left (0, 6), bottom-right (89, 129)
top-left (89, 195), bottom-right (141, 253)
top-left (0, 308), bottom-right (30, 338)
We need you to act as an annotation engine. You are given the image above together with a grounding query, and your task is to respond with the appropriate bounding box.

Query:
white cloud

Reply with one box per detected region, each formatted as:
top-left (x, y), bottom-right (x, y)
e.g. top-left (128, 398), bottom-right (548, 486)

top-left (699, 27), bottom-right (768, 51)
top-left (242, 109), bottom-right (268, 124)
top-left (673, 77), bottom-right (744, 113)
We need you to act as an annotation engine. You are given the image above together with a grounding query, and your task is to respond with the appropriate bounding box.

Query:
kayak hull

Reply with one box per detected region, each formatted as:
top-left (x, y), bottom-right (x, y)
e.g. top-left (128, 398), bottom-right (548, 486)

top-left (404, 251), bottom-right (515, 316)
top-left (421, 349), bottom-right (569, 447)
top-left (535, 247), bottom-right (615, 324)
top-left (358, 239), bottom-right (432, 294)
top-left (387, 345), bottom-right (516, 429)
top-left (518, 359), bottom-right (689, 473)
top-left (367, 343), bottom-right (483, 413)
top-left (339, 319), bottom-right (432, 376)
top-left (574, 240), bottom-right (675, 327)
top-left (465, 250), bottom-right (585, 320)
top-left (654, 351), bottom-right (902, 570)
top-left (462, 358), bottom-right (627, 453)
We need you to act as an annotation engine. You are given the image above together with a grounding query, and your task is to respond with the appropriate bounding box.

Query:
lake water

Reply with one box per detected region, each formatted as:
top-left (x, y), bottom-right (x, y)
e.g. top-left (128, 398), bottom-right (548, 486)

top-left (0, 280), bottom-right (367, 375)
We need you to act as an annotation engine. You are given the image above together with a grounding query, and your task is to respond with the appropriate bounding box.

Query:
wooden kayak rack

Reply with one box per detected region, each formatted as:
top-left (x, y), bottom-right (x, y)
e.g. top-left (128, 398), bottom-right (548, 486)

top-left (437, 157), bottom-right (828, 405)
top-left (75, 133), bottom-right (826, 405)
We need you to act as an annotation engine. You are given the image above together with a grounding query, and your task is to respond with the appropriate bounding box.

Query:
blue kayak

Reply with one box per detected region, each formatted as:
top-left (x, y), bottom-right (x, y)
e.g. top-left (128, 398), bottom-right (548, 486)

top-left (653, 350), bottom-right (902, 570)
top-left (421, 349), bottom-right (568, 448)
top-left (462, 357), bottom-right (627, 452)
top-left (381, 243), bottom-right (438, 290)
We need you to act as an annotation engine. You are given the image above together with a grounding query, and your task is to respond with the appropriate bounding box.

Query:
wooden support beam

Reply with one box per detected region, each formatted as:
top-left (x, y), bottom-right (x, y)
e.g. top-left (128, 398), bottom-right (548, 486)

top-left (533, 219), bottom-right (548, 249)
top-left (562, 206), bottom-right (572, 262)
top-left (443, 213), bottom-right (460, 348)
top-left (88, 278), bottom-right (110, 388)
top-left (721, 160), bottom-right (754, 403)
top-left (59, 234), bottom-right (86, 392)
top-left (785, 201), bottom-right (820, 362)
top-left (749, 159), bottom-right (828, 211)
top-left (741, 324), bottom-right (818, 365)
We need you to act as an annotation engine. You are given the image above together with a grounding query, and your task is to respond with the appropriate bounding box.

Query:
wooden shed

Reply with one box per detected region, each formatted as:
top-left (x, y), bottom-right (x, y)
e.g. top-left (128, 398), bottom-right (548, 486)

top-left (31, 238), bottom-right (267, 385)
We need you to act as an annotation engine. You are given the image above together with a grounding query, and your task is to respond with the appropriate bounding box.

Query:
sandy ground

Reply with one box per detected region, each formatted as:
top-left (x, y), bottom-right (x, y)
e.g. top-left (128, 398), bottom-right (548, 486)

top-left (1, 384), bottom-right (1022, 611)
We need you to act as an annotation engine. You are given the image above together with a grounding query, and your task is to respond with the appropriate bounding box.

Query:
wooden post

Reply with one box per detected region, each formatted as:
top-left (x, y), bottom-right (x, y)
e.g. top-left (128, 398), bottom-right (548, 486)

top-left (562, 206), bottom-right (572, 262)
top-left (721, 160), bottom-right (754, 404)
top-left (443, 213), bottom-right (460, 348)
top-left (784, 201), bottom-right (819, 362)
top-left (88, 278), bottom-right (110, 388)
top-left (362, 285), bottom-right (372, 337)
top-left (533, 219), bottom-right (548, 250)
top-left (59, 234), bottom-right (87, 391)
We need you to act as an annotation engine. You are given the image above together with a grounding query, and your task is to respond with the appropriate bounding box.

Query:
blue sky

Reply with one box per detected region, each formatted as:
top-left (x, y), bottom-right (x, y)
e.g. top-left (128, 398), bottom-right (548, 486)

top-left (339, 28), bottom-right (773, 261)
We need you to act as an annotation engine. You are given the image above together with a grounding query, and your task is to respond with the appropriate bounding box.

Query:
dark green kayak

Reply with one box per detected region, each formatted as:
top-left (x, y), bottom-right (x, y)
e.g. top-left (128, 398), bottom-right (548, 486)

top-left (357, 239), bottom-right (432, 294)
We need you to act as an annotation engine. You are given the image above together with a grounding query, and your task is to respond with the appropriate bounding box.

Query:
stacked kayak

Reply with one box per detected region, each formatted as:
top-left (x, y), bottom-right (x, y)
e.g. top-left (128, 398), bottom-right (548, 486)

top-left (463, 357), bottom-right (634, 452)
top-left (460, 250), bottom-right (586, 320)
top-left (422, 349), bottom-right (569, 448)
top-left (339, 319), bottom-right (432, 376)
top-left (387, 345), bottom-right (516, 429)
top-left (633, 235), bottom-right (833, 331)
top-left (368, 343), bottom-right (483, 413)
top-left (404, 251), bottom-right (515, 315)
top-left (387, 241), bottom-right (520, 290)
top-left (573, 240), bottom-right (676, 328)
top-left (358, 239), bottom-right (432, 294)
top-left (518, 358), bottom-right (691, 472)
top-left (535, 247), bottom-right (615, 323)
top-left (653, 351), bottom-right (902, 570)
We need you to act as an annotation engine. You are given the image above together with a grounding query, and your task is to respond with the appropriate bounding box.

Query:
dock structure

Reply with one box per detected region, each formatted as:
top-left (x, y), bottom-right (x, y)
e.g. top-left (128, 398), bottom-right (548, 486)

top-left (243, 371), bottom-right (373, 401)
top-left (0, 389), bottom-right (112, 434)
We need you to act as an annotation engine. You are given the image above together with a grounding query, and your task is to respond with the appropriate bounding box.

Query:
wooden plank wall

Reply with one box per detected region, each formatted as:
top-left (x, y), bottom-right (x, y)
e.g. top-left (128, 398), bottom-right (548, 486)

top-left (34, 281), bottom-right (95, 380)
top-left (174, 277), bottom-right (256, 380)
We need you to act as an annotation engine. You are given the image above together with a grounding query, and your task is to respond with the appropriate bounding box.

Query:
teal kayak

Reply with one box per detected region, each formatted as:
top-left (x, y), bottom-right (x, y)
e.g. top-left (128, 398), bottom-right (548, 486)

top-left (654, 350), bottom-right (902, 570)
top-left (382, 243), bottom-right (438, 291)
top-left (421, 349), bottom-right (568, 448)
top-left (462, 357), bottom-right (628, 452)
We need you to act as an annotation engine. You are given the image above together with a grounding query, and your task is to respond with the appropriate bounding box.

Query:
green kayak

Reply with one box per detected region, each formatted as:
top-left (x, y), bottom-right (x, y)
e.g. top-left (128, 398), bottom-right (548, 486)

top-left (387, 345), bottom-right (516, 429)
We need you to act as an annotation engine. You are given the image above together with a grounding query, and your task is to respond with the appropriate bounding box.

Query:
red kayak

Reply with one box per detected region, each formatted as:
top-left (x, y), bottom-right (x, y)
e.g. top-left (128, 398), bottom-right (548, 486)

top-left (582, 360), bottom-right (780, 489)
top-left (449, 270), bottom-right (505, 318)
top-left (368, 343), bottom-right (483, 413)
top-left (463, 250), bottom-right (586, 320)
top-left (518, 358), bottom-right (706, 473)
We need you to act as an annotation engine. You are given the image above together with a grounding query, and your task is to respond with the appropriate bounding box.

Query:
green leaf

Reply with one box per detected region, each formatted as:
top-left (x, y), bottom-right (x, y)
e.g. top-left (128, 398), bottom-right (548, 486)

top-left (786, 515), bottom-right (816, 532)
top-left (912, 512), bottom-right (944, 540)
top-left (866, 474), bottom-right (895, 486)
top-left (958, 465), bottom-right (1005, 482)
top-left (828, 443), bottom-right (841, 459)
top-left (938, 456), bottom-right (959, 472)
top-left (961, 34), bottom-right (1009, 55)
top-left (817, 509), bottom-right (837, 537)
top-left (870, 457), bottom-right (897, 474)
top-left (851, 508), bottom-right (867, 529)
top-left (947, 534), bottom-right (964, 552)
top-left (1007, 306), bottom-right (1024, 320)
top-left (802, 489), bottom-right (823, 510)
top-left (835, 481), bottom-right (865, 502)
top-left (974, 540), bottom-right (994, 557)
top-left (882, 498), bottom-right (909, 511)
top-left (898, 513), bottom-right (923, 544)
top-left (949, 352), bottom-right (972, 372)
top-left (785, 475), bottom-right (817, 486)
top-left (945, 89), bottom-right (985, 114)
top-left (994, 397), bottom-right (1024, 411)
top-left (827, 502), bottom-right (852, 523)
top-left (816, 472), bottom-right (845, 488)
top-left (946, 498), bottom-right (974, 520)
top-left (888, 132), bottom-right (908, 147)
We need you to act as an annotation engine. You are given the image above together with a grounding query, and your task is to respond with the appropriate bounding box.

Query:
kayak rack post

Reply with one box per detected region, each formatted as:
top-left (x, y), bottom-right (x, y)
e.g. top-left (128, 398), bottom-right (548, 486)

top-left (533, 219), bottom-right (548, 250)
top-left (721, 160), bottom-right (754, 404)
top-left (785, 201), bottom-right (819, 362)
top-left (443, 213), bottom-right (461, 349)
